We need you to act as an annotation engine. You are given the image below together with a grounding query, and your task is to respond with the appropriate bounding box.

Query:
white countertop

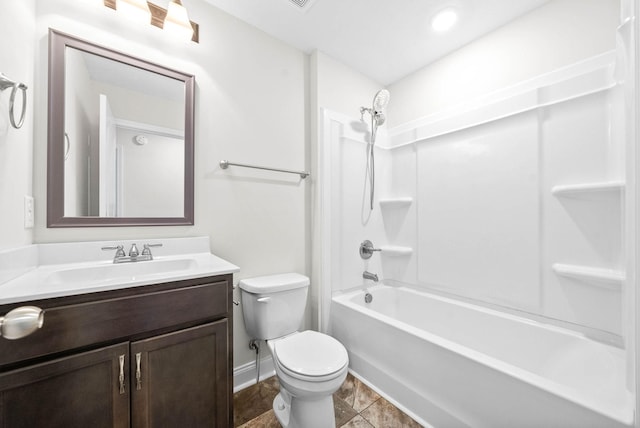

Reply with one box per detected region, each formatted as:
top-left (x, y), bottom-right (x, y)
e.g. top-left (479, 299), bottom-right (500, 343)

top-left (0, 237), bottom-right (239, 305)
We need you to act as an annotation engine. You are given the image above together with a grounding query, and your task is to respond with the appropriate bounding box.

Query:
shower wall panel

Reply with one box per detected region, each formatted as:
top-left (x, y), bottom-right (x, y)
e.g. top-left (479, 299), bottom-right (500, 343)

top-left (541, 91), bottom-right (623, 335)
top-left (416, 111), bottom-right (541, 312)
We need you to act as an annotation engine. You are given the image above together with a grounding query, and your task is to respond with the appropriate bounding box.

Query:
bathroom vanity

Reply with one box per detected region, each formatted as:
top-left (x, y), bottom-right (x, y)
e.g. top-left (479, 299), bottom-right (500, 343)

top-left (0, 237), bottom-right (238, 428)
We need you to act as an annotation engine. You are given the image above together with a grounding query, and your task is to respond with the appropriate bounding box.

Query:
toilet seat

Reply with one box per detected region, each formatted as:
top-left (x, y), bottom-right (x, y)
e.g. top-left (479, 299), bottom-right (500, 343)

top-left (272, 331), bottom-right (348, 381)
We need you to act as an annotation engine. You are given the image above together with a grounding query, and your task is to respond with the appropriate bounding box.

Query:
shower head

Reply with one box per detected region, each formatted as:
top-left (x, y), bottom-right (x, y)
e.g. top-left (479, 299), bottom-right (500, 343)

top-left (372, 89), bottom-right (390, 114)
top-left (359, 89), bottom-right (390, 126)
top-left (372, 89), bottom-right (390, 127)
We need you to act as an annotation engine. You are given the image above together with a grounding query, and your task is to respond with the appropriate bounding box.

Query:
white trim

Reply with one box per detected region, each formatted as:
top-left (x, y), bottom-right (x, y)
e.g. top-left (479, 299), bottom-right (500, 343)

top-left (387, 51), bottom-right (617, 149)
top-left (629, 1), bottom-right (640, 427)
top-left (233, 355), bottom-right (275, 393)
top-left (113, 118), bottom-right (183, 139)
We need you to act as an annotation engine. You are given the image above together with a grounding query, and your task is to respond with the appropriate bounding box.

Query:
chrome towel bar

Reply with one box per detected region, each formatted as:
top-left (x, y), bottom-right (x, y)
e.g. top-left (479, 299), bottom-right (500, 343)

top-left (220, 160), bottom-right (310, 179)
top-left (0, 73), bottom-right (27, 129)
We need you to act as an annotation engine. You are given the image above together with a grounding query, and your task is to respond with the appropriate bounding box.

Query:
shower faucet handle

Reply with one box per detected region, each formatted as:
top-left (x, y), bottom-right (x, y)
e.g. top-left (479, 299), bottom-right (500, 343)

top-left (359, 240), bottom-right (381, 259)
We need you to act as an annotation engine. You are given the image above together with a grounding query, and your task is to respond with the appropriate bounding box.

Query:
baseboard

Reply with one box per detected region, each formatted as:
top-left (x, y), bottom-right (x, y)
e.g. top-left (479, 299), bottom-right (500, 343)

top-left (233, 355), bottom-right (276, 393)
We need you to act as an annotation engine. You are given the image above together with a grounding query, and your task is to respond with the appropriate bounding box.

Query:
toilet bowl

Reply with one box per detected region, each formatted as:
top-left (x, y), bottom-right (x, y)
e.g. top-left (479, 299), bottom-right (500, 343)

top-left (269, 330), bottom-right (348, 428)
top-left (239, 273), bottom-right (349, 428)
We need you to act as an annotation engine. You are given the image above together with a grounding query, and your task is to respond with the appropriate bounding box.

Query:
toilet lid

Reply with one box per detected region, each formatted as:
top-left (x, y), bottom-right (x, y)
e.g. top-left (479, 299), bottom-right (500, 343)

top-left (274, 331), bottom-right (348, 377)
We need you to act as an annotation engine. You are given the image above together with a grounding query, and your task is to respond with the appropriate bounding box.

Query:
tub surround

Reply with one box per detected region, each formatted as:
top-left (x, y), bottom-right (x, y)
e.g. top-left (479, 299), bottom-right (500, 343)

top-left (320, 42), bottom-right (633, 427)
top-left (322, 51), bottom-right (624, 338)
top-left (0, 236), bottom-right (239, 304)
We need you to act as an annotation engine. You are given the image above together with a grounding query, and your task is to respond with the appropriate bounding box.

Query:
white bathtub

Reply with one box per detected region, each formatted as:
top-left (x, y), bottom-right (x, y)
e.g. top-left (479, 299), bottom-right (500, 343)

top-left (331, 284), bottom-right (634, 428)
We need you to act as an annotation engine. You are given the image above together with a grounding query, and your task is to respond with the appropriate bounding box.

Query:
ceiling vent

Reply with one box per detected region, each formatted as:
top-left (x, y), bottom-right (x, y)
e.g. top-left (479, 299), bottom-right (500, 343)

top-left (287, 0), bottom-right (319, 12)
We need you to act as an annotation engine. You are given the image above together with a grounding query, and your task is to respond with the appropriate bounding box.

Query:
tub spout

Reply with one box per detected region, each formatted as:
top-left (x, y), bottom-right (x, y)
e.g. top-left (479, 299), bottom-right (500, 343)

top-left (363, 271), bottom-right (378, 282)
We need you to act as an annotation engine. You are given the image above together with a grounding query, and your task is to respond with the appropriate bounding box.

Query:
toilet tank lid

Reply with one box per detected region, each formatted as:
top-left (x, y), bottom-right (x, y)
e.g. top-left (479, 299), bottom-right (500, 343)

top-left (238, 273), bottom-right (310, 293)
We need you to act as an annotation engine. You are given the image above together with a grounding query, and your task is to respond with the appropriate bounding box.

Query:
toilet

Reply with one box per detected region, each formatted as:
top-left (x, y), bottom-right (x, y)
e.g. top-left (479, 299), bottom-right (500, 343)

top-left (239, 273), bottom-right (349, 428)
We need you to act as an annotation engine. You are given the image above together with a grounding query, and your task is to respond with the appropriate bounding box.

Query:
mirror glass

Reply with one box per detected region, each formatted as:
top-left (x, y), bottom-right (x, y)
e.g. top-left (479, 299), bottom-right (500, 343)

top-left (48, 30), bottom-right (194, 227)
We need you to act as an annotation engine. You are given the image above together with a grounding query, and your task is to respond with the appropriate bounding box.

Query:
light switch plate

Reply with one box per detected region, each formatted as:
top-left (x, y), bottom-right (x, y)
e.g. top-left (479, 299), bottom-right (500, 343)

top-left (24, 195), bottom-right (34, 229)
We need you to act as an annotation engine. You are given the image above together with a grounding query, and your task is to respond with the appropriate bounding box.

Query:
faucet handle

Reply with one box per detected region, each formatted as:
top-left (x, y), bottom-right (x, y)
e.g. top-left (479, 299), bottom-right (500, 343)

top-left (128, 243), bottom-right (139, 257)
top-left (102, 245), bottom-right (125, 257)
top-left (142, 243), bottom-right (163, 257)
top-left (359, 240), bottom-right (382, 259)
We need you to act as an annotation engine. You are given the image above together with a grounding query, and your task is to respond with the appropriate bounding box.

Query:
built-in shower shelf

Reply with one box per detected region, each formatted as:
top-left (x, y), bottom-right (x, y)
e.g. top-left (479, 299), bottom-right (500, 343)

top-left (552, 263), bottom-right (624, 289)
top-left (379, 197), bottom-right (413, 208)
top-left (551, 181), bottom-right (624, 197)
top-left (380, 246), bottom-right (413, 257)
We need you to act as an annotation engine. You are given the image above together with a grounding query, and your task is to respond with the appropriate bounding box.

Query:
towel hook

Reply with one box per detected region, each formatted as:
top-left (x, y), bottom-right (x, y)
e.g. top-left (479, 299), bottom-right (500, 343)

top-left (0, 73), bottom-right (28, 129)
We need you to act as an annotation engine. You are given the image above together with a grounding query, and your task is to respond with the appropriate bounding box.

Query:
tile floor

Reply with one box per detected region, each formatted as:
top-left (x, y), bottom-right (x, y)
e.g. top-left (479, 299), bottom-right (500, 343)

top-left (234, 372), bottom-right (423, 427)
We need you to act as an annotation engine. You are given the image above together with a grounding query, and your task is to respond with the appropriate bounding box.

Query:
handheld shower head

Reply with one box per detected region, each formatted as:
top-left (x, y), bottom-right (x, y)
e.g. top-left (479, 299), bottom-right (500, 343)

top-left (371, 89), bottom-right (390, 127)
top-left (360, 89), bottom-right (391, 122)
top-left (372, 89), bottom-right (390, 114)
top-left (359, 89), bottom-right (391, 213)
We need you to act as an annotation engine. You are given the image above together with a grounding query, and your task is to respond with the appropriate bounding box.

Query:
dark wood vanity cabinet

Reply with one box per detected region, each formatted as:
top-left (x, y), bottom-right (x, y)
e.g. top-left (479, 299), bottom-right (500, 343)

top-left (0, 274), bottom-right (233, 428)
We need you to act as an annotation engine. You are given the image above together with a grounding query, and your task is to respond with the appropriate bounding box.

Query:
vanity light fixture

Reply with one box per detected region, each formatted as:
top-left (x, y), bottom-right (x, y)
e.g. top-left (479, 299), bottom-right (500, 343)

top-left (104, 0), bottom-right (199, 43)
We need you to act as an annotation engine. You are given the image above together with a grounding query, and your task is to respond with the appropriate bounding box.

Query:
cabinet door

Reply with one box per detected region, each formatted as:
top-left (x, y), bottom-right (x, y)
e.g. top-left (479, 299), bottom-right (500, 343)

top-left (0, 342), bottom-right (130, 428)
top-left (131, 320), bottom-right (229, 428)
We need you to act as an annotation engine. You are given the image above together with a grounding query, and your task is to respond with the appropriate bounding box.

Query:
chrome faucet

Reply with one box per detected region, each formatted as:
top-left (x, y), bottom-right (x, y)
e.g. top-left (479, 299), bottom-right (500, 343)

top-left (128, 243), bottom-right (139, 258)
top-left (363, 271), bottom-right (379, 282)
top-left (102, 243), bottom-right (163, 263)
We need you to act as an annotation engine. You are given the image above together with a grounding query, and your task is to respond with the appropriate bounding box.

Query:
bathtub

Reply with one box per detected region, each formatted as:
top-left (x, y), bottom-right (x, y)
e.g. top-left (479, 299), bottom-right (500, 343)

top-left (331, 284), bottom-right (634, 428)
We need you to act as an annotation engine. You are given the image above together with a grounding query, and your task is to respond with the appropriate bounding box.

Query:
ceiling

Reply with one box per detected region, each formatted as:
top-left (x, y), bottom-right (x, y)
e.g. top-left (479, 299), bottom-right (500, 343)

top-left (202, 0), bottom-right (550, 85)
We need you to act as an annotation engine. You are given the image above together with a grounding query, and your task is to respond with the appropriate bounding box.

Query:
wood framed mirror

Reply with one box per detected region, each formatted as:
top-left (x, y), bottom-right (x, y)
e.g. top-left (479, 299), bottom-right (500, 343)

top-left (47, 29), bottom-right (195, 227)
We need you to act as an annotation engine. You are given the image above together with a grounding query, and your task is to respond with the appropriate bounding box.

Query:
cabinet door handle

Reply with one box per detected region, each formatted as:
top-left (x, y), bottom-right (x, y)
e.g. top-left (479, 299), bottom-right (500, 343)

top-left (118, 354), bottom-right (125, 394)
top-left (135, 352), bottom-right (142, 390)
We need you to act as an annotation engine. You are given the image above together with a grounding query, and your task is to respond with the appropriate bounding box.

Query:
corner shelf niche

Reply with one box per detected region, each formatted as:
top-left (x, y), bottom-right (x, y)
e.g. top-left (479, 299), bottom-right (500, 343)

top-left (380, 246), bottom-right (413, 257)
top-left (551, 181), bottom-right (624, 197)
top-left (379, 197), bottom-right (413, 209)
top-left (552, 263), bottom-right (624, 290)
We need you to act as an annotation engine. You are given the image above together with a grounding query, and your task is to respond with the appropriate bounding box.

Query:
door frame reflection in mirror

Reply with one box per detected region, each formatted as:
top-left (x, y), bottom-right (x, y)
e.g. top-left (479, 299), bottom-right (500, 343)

top-left (47, 29), bottom-right (195, 227)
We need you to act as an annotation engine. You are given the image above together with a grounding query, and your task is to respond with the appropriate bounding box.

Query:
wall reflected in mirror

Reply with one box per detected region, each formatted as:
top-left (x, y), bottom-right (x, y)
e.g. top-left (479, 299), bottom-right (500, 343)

top-left (64, 47), bottom-right (185, 218)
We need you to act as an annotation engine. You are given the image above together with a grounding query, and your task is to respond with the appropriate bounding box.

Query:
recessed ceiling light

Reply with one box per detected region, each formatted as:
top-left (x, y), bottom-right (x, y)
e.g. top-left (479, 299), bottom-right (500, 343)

top-left (431, 7), bottom-right (458, 33)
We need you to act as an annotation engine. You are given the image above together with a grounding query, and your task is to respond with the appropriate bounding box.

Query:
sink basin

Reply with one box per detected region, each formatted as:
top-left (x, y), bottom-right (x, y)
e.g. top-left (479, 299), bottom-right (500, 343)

top-left (45, 258), bottom-right (198, 286)
top-left (0, 237), bottom-right (240, 305)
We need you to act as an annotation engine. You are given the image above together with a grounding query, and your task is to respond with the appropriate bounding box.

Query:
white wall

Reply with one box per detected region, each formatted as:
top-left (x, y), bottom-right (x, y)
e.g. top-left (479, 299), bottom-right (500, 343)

top-left (64, 46), bottom-right (94, 216)
top-left (93, 81), bottom-right (184, 131)
top-left (388, 0), bottom-right (620, 127)
top-left (0, 0), bottom-right (35, 250)
top-left (32, 0), bottom-right (307, 370)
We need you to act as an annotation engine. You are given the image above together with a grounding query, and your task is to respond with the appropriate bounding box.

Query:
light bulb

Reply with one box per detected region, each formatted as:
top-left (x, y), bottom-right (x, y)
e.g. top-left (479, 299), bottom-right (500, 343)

top-left (117, 0), bottom-right (151, 25)
top-left (164, 0), bottom-right (194, 41)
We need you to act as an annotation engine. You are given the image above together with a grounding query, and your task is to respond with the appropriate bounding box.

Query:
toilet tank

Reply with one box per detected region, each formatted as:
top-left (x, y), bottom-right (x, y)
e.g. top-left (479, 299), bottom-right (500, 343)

top-left (239, 273), bottom-right (309, 340)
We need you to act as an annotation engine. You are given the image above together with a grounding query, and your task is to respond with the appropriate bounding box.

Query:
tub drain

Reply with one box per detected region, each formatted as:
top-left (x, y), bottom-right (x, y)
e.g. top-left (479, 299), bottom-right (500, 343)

top-left (364, 293), bottom-right (373, 303)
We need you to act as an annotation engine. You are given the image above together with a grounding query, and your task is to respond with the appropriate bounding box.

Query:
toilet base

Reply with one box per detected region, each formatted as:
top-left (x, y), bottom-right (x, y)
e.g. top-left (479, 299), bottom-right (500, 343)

top-left (273, 390), bottom-right (336, 428)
